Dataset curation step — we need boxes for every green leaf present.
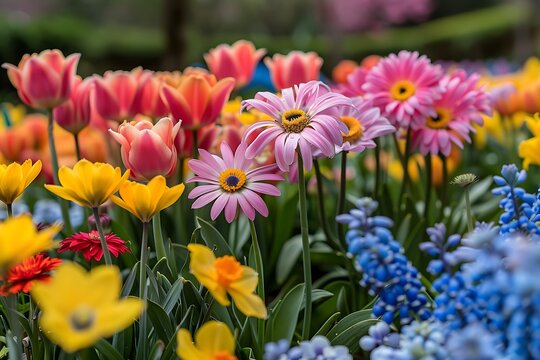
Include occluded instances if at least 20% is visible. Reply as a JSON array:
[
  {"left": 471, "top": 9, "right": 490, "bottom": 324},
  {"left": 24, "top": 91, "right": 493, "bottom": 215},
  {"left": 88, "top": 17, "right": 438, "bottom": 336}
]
[
  {"left": 396, "top": 213, "right": 412, "bottom": 244},
  {"left": 314, "top": 312, "right": 341, "bottom": 336},
  {"left": 146, "top": 299, "right": 175, "bottom": 341},
  {"left": 229, "top": 215, "right": 251, "bottom": 256},
  {"left": 148, "top": 340, "right": 165, "bottom": 360},
  {"left": 329, "top": 318, "right": 378, "bottom": 353},
  {"left": 326, "top": 309, "right": 373, "bottom": 340},
  {"left": 95, "top": 339, "right": 124, "bottom": 360},
  {"left": 121, "top": 262, "right": 139, "bottom": 297},
  {"left": 300, "top": 289, "right": 334, "bottom": 310},
  {"left": 267, "top": 283, "right": 305, "bottom": 342},
  {"left": 276, "top": 235, "right": 302, "bottom": 285},
  {"left": 162, "top": 277, "right": 183, "bottom": 314},
  {"left": 197, "top": 217, "right": 232, "bottom": 256}
]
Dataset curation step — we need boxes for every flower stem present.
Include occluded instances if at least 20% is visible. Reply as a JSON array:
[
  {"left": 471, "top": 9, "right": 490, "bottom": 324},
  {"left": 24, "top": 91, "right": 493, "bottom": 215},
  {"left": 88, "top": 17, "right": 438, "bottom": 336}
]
[
  {"left": 313, "top": 160, "right": 341, "bottom": 251},
  {"left": 297, "top": 154, "right": 312, "bottom": 340},
  {"left": 374, "top": 138, "right": 381, "bottom": 198},
  {"left": 6, "top": 203, "right": 12, "bottom": 218},
  {"left": 73, "top": 133, "right": 82, "bottom": 161},
  {"left": 337, "top": 151, "right": 348, "bottom": 243},
  {"left": 92, "top": 207, "right": 112, "bottom": 265},
  {"left": 440, "top": 155, "right": 448, "bottom": 219},
  {"left": 249, "top": 219, "right": 265, "bottom": 349},
  {"left": 464, "top": 188, "right": 474, "bottom": 233},
  {"left": 424, "top": 155, "right": 432, "bottom": 220},
  {"left": 153, "top": 211, "right": 167, "bottom": 261},
  {"left": 48, "top": 109, "right": 73, "bottom": 235},
  {"left": 191, "top": 129, "right": 199, "bottom": 159},
  {"left": 398, "top": 127, "right": 412, "bottom": 211},
  {"left": 138, "top": 221, "right": 149, "bottom": 358},
  {"left": 6, "top": 293, "right": 23, "bottom": 360}
]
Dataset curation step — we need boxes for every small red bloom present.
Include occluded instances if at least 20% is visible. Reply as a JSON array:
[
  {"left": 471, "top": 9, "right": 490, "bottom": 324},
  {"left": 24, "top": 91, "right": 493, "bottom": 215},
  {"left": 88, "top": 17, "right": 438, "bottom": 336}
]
[
  {"left": 0, "top": 254, "right": 62, "bottom": 295},
  {"left": 58, "top": 231, "right": 130, "bottom": 262}
]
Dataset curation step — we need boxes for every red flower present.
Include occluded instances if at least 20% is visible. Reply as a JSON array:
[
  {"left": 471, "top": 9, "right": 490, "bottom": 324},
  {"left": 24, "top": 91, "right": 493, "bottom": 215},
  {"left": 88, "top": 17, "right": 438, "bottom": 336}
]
[
  {"left": 58, "top": 231, "right": 130, "bottom": 262},
  {"left": 0, "top": 254, "right": 62, "bottom": 295}
]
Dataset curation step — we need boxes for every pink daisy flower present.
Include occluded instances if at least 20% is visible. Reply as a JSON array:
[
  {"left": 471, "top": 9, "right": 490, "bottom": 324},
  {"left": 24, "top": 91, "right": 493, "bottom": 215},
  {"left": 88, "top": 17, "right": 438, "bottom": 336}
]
[
  {"left": 411, "top": 70, "right": 491, "bottom": 157},
  {"left": 187, "top": 142, "right": 282, "bottom": 223},
  {"left": 363, "top": 50, "right": 443, "bottom": 130},
  {"left": 337, "top": 98, "right": 396, "bottom": 153},
  {"left": 242, "top": 81, "right": 351, "bottom": 172}
]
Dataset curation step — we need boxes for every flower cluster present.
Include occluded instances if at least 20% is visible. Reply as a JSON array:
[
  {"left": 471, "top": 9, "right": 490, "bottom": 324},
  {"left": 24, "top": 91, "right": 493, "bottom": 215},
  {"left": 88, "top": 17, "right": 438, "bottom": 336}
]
[
  {"left": 264, "top": 336, "right": 352, "bottom": 360},
  {"left": 337, "top": 198, "right": 430, "bottom": 324}
]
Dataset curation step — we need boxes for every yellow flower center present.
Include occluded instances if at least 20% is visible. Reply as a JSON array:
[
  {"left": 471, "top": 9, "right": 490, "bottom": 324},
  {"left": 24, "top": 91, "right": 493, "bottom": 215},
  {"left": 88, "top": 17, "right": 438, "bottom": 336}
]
[
  {"left": 426, "top": 107, "right": 452, "bottom": 129},
  {"left": 70, "top": 307, "right": 95, "bottom": 332},
  {"left": 214, "top": 352, "right": 237, "bottom": 360},
  {"left": 219, "top": 169, "right": 247, "bottom": 192},
  {"left": 281, "top": 109, "right": 310, "bottom": 133},
  {"left": 215, "top": 256, "right": 243, "bottom": 287},
  {"left": 390, "top": 80, "right": 416, "bottom": 101},
  {"left": 340, "top": 116, "right": 364, "bottom": 143}
]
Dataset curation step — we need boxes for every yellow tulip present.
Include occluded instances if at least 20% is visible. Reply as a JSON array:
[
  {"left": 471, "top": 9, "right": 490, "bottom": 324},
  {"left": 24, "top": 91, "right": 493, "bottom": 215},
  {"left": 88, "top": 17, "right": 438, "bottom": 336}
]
[
  {"left": 110, "top": 175, "right": 185, "bottom": 223},
  {"left": 188, "top": 244, "right": 267, "bottom": 319},
  {"left": 0, "top": 215, "right": 59, "bottom": 272},
  {"left": 44, "top": 159, "right": 129, "bottom": 208},
  {"left": 0, "top": 159, "right": 42, "bottom": 205},
  {"left": 176, "top": 321, "right": 237, "bottom": 360},
  {"left": 31, "top": 262, "right": 144, "bottom": 353}
]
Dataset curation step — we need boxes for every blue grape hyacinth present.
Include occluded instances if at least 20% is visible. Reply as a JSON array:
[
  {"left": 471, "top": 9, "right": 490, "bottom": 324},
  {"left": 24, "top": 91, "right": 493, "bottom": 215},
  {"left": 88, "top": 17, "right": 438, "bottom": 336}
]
[{"left": 264, "top": 336, "right": 352, "bottom": 360}]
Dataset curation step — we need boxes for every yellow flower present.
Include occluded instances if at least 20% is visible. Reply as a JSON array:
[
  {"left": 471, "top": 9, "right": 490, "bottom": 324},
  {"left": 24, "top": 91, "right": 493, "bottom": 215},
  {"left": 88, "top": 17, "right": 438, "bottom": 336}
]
[
  {"left": 0, "top": 159, "right": 42, "bottom": 204},
  {"left": 519, "top": 113, "right": 540, "bottom": 169},
  {"left": 188, "top": 244, "right": 267, "bottom": 319},
  {"left": 31, "top": 262, "right": 144, "bottom": 353},
  {"left": 44, "top": 159, "right": 129, "bottom": 208},
  {"left": 110, "top": 175, "right": 185, "bottom": 222},
  {"left": 0, "top": 215, "right": 59, "bottom": 272},
  {"left": 176, "top": 321, "right": 237, "bottom": 360}
]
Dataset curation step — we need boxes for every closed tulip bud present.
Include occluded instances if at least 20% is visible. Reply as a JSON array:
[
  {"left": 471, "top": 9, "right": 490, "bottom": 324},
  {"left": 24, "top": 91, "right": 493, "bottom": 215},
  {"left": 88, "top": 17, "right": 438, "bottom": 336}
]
[
  {"left": 2, "top": 50, "right": 80, "bottom": 109},
  {"left": 264, "top": 51, "right": 323, "bottom": 90},
  {"left": 204, "top": 40, "right": 266, "bottom": 89},
  {"left": 53, "top": 77, "right": 93, "bottom": 134},
  {"left": 161, "top": 68, "right": 235, "bottom": 130},
  {"left": 109, "top": 117, "right": 180, "bottom": 181}
]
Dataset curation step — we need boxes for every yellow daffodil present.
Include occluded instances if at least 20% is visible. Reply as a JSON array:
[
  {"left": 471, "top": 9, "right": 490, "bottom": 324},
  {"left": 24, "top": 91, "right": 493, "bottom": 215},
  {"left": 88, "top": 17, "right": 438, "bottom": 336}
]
[
  {"left": 44, "top": 159, "right": 129, "bottom": 208},
  {"left": 176, "top": 321, "right": 237, "bottom": 360},
  {"left": 110, "top": 175, "right": 185, "bottom": 223},
  {"left": 0, "top": 159, "right": 42, "bottom": 205},
  {"left": 31, "top": 262, "right": 144, "bottom": 353},
  {"left": 188, "top": 244, "right": 267, "bottom": 319},
  {"left": 0, "top": 215, "right": 59, "bottom": 272},
  {"left": 519, "top": 114, "right": 540, "bottom": 169}
]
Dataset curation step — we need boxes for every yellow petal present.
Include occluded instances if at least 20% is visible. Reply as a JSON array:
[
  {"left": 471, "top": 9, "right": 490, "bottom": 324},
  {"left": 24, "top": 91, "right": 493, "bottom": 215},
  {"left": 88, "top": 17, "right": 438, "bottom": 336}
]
[
  {"left": 228, "top": 289, "right": 267, "bottom": 319},
  {"left": 96, "top": 297, "right": 144, "bottom": 336},
  {"left": 195, "top": 321, "right": 235, "bottom": 356},
  {"left": 44, "top": 184, "right": 88, "bottom": 207},
  {"left": 155, "top": 183, "right": 185, "bottom": 213},
  {"left": 177, "top": 329, "right": 204, "bottom": 360}
]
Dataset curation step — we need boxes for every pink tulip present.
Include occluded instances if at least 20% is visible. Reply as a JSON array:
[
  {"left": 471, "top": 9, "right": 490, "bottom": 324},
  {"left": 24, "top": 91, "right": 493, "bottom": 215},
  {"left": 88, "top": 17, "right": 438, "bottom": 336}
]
[
  {"left": 204, "top": 40, "right": 266, "bottom": 89},
  {"left": 161, "top": 67, "right": 235, "bottom": 130},
  {"left": 53, "top": 76, "right": 94, "bottom": 134},
  {"left": 132, "top": 74, "right": 169, "bottom": 118},
  {"left": 264, "top": 51, "right": 323, "bottom": 90},
  {"left": 2, "top": 49, "right": 80, "bottom": 109},
  {"left": 93, "top": 68, "right": 151, "bottom": 122},
  {"left": 109, "top": 117, "right": 181, "bottom": 181}
]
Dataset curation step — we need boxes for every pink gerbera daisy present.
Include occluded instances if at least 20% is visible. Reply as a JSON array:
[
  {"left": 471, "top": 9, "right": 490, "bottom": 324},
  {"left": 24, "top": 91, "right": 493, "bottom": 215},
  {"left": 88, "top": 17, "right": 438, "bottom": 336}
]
[
  {"left": 411, "top": 70, "right": 491, "bottom": 157},
  {"left": 363, "top": 50, "right": 443, "bottom": 130},
  {"left": 187, "top": 142, "right": 282, "bottom": 223},
  {"left": 337, "top": 98, "right": 396, "bottom": 153},
  {"left": 58, "top": 231, "right": 130, "bottom": 262},
  {"left": 241, "top": 81, "right": 351, "bottom": 172}
]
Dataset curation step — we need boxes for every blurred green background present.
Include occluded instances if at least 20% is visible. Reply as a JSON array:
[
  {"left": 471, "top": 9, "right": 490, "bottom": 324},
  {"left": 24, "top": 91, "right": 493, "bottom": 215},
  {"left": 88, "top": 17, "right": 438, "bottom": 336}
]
[{"left": 0, "top": 0, "right": 539, "bottom": 91}]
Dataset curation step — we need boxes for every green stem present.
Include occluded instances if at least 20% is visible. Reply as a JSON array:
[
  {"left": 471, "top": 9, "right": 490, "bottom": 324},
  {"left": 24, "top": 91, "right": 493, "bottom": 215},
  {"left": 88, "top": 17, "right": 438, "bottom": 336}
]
[
  {"left": 138, "top": 222, "right": 150, "bottom": 358},
  {"left": 374, "top": 138, "right": 381, "bottom": 198},
  {"left": 424, "top": 155, "right": 432, "bottom": 220},
  {"left": 191, "top": 129, "right": 199, "bottom": 159},
  {"left": 249, "top": 219, "right": 265, "bottom": 350},
  {"left": 313, "top": 160, "right": 341, "bottom": 251},
  {"left": 297, "top": 155, "right": 312, "bottom": 340},
  {"left": 153, "top": 211, "right": 167, "bottom": 261},
  {"left": 73, "top": 133, "right": 82, "bottom": 161},
  {"left": 92, "top": 207, "right": 112, "bottom": 265},
  {"left": 48, "top": 109, "right": 73, "bottom": 235},
  {"left": 6, "top": 203, "right": 12, "bottom": 218},
  {"left": 398, "top": 127, "right": 412, "bottom": 211},
  {"left": 336, "top": 151, "right": 348, "bottom": 243},
  {"left": 174, "top": 159, "right": 185, "bottom": 243},
  {"left": 200, "top": 297, "right": 215, "bottom": 326},
  {"left": 440, "top": 155, "right": 448, "bottom": 219},
  {"left": 6, "top": 294, "right": 23, "bottom": 360},
  {"left": 465, "top": 188, "right": 474, "bottom": 233}
]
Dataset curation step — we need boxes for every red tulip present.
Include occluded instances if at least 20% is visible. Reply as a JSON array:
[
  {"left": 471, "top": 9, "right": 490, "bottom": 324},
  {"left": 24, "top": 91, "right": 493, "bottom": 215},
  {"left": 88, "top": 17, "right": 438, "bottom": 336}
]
[
  {"left": 53, "top": 76, "right": 94, "bottom": 134},
  {"left": 2, "top": 50, "right": 80, "bottom": 109},
  {"left": 109, "top": 117, "right": 180, "bottom": 181},
  {"left": 264, "top": 51, "right": 323, "bottom": 90},
  {"left": 204, "top": 40, "right": 266, "bottom": 89}
]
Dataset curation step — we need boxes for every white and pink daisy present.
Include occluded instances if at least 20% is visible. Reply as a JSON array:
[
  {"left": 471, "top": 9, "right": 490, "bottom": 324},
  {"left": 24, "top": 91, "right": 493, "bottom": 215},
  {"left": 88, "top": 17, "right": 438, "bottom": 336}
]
[
  {"left": 411, "top": 70, "right": 491, "bottom": 157},
  {"left": 337, "top": 98, "right": 396, "bottom": 153},
  {"left": 187, "top": 142, "right": 282, "bottom": 223},
  {"left": 242, "top": 81, "right": 351, "bottom": 172},
  {"left": 363, "top": 50, "right": 443, "bottom": 130}
]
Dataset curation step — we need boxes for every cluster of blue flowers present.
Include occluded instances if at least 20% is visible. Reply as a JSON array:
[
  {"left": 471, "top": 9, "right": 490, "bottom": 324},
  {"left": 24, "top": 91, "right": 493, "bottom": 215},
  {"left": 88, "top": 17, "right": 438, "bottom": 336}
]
[
  {"left": 337, "top": 198, "right": 430, "bottom": 324},
  {"left": 264, "top": 336, "right": 351, "bottom": 360}
]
